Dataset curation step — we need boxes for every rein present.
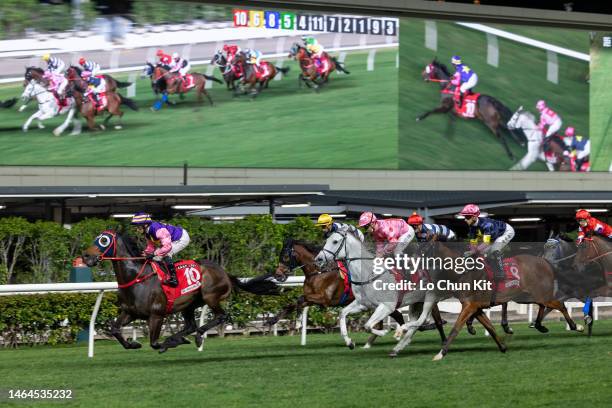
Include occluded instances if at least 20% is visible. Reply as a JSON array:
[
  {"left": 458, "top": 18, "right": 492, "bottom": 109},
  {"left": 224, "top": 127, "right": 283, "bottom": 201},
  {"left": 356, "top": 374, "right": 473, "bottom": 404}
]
[
  {"left": 322, "top": 233, "right": 378, "bottom": 285},
  {"left": 97, "top": 232, "right": 157, "bottom": 288}
]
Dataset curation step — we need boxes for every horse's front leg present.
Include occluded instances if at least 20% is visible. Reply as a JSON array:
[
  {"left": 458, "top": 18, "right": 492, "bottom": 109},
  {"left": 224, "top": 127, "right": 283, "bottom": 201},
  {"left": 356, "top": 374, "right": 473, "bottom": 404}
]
[
  {"left": 339, "top": 300, "right": 367, "bottom": 349},
  {"left": 110, "top": 310, "right": 142, "bottom": 349},
  {"left": 53, "top": 108, "right": 74, "bottom": 136},
  {"left": 416, "top": 104, "right": 451, "bottom": 122},
  {"left": 148, "top": 314, "right": 165, "bottom": 350},
  {"left": 22, "top": 110, "right": 41, "bottom": 132}
]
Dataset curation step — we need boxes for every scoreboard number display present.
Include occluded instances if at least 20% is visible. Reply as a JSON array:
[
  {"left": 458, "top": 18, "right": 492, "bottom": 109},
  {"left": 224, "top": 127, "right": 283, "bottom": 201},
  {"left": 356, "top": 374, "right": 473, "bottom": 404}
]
[{"left": 233, "top": 9, "right": 398, "bottom": 36}]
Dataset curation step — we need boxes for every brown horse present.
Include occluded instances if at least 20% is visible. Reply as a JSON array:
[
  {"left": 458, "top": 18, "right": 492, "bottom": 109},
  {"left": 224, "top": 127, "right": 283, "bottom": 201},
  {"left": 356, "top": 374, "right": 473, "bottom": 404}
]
[
  {"left": 210, "top": 51, "right": 241, "bottom": 90},
  {"left": 574, "top": 236, "right": 612, "bottom": 296},
  {"left": 271, "top": 238, "right": 447, "bottom": 347},
  {"left": 426, "top": 242, "right": 583, "bottom": 361},
  {"left": 419, "top": 58, "right": 526, "bottom": 160},
  {"left": 233, "top": 52, "right": 289, "bottom": 97},
  {"left": 543, "top": 134, "right": 573, "bottom": 171},
  {"left": 82, "top": 230, "right": 280, "bottom": 353},
  {"left": 67, "top": 74, "right": 138, "bottom": 130},
  {"left": 152, "top": 65, "right": 221, "bottom": 105},
  {"left": 288, "top": 43, "right": 349, "bottom": 90}
]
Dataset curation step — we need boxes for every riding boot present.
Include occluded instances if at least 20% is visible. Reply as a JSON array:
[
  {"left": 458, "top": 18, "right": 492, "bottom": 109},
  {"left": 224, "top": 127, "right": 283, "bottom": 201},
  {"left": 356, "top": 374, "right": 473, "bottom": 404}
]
[
  {"left": 489, "top": 250, "right": 504, "bottom": 305},
  {"left": 458, "top": 92, "right": 465, "bottom": 110},
  {"left": 163, "top": 256, "right": 179, "bottom": 287}
]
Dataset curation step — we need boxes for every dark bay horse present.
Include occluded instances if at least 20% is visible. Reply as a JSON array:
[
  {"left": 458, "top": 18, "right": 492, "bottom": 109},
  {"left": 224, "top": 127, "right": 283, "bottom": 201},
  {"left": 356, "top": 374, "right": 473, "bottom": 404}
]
[
  {"left": 419, "top": 58, "right": 526, "bottom": 160},
  {"left": 426, "top": 242, "right": 583, "bottom": 361},
  {"left": 152, "top": 64, "right": 221, "bottom": 105},
  {"left": 66, "top": 73, "right": 138, "bottom": 130},
  {"left": 211, "top": 51, "right": 241, "bottom": 90},
  {"left": 574, "top": 236, "right": 612, "bottom": 299},
  {"left": 233, "top": 52, "right": 289, "bottom": 97},
  {"left": 66, "top": 66, "right": 131, "bottom": 93},
  {"left": 271, "top": 238, "right": 447, "bottom": 347},
  {"left": 288, "top": 43, "right": 349, "bottom": 90},
  {"left": 82, "top": 230, "right": 279, "bottom": 353}
]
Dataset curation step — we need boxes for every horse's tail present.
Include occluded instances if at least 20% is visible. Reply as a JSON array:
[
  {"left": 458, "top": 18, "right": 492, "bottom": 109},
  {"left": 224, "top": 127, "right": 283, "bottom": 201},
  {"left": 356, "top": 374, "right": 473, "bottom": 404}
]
[
  {"left": 114, "top": 80, "right": 132, "bottom": 88},
  {"left": 487, "top": 96, "right": 526, "bottom": 145},
  {"left": 275, "top": 66, "right": 290, "bottom": 74},
  {"left": 228, "top": 273, "right": 280, "bottom": 296},
  {"left": 0, "top": 98, "right": 17, "bottom": 108},
  {"left": 331, "top": 57, "right": 350, "bottom": 74},
  {"left": 119, "top": 94, "right": 139, "bottom": 111},
  {"left": 203, "top": 74, "right": 223, "bottom": 84}
]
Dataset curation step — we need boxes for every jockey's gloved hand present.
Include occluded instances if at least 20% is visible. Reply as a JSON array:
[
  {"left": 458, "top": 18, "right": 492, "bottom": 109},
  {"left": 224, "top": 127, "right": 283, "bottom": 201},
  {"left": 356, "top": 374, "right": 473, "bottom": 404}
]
[
  {"left": 463, "top": 250, "right": 474, "bottom": 258},
  {"left": 153, "top": 255, "right": 163, "bottom": 262},
  {"left": 144, "top": 253, "right": 155, "bottom": 260}
]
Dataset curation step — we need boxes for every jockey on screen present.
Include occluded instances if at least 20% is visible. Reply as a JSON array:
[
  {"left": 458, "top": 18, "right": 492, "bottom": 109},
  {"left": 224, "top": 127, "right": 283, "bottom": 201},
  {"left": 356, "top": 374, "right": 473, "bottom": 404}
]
[
  {"left": 78, "top": 57, "right": 101, "bottom": 76},
  {"left": 42, "top": 53, "right": 66, "bottom": 75},
  {"left": 81, "top": 71, "right": 107, "bottom": 112},
  {"left": 459, "top": 204, "right": 515, "bottom": 304},
  {"left": 407, "top": 212, "right": 456, "bottom": 242},
  {"left": 156, "top": 49, "right": 172, "bottom": 66},
  {"left": 450, "top": 55, "right": 478, "bottom": 109},
  {"left": 169, "top": 52, "right": 194, "bottom": 88},
  {"left": 245, "top": 49, "right": 263, "bottom": 67},
  {"left": 42, "top": 71, "right": 68, "bottom": 105},
  {"left": 223, "top": 44, "right": 241, "bottom": 65},
  {"left": 563, "top": 127, "right": 590, "bottom": 172},
  {"left": 131, "top": 212, "right": 191, "bottom": 288},
  {"left": 358, "top": 212, "right": 415, "bottom": 258},
  {"left": 316, "top": 213, "right": 364, "bottom": 242},
  {"left": 302, "top": 36, "right": 326, "bottom": 73},
  {"left": 536, "top": 100, "right": 562, "bottom": 138}
]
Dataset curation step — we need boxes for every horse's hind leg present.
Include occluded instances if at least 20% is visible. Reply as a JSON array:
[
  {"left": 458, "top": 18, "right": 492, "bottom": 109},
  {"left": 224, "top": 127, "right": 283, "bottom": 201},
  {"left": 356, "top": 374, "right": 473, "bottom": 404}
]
[
  {"left": 203, "top": 89, "right": 214, "bottom": 106},
  {"left": 466, "top": 314, "right": 477, "bottom": 335},
  {"left": 501, "top": 302, "right": 513, "bottom": 334},
  {"left": 159, "top": 307, "right": 198, "bottom": 353},
  {"left": 533, "top": 304, "right": 549, "bottom": 333},
  {"left": 544, "top": 300, "right": 584, "bottom": 333},
  {"left": 195, "top": 304, "right": 229, "bottom": 348},
  {"left": 111, "top": 310, "right": 142, "bottom": 349}
]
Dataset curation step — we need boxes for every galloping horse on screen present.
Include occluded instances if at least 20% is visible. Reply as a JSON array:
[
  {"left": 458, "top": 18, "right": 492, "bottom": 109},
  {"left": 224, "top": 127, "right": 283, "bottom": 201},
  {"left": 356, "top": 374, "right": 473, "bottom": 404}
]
[
  {"left": 233, "top": 52, "right": 289, "bottom": 97},
  {"left": 66, "top": 72, "right": 138, "bottom": 130},
  {"left": 82, "top": 230, "right": 280, "bottom": 353},
  {"left": 288, "top": 43, "right": 349, "bottom": 90},
  {"left": 270, "top": 238, "right": 446, "bottom": 348},
  {"left": 574, "top": 236, "right": 612, "bottom": 297},
  {"left": 152, "top": 64, "right": 221, "bottom": 105},
  {"left": 211, "top": 51, "right": 241, "bottom": 90},
  {"left": 419, "top": 58, "right": 526, "bottom": 160}
]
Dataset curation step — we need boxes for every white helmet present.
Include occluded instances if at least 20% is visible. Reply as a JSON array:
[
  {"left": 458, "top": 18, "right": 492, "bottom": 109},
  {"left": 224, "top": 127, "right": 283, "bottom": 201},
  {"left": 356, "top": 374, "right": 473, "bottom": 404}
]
[{"left": 172, "top": 52, "right": 179, "bottom": 60}]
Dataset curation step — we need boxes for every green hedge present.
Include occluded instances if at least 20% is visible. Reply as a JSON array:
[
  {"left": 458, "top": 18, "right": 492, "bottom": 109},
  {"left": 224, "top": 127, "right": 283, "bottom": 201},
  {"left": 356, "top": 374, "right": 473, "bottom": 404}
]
[{"left": 0, "top": 215, "right": 364, "bottom": 346}]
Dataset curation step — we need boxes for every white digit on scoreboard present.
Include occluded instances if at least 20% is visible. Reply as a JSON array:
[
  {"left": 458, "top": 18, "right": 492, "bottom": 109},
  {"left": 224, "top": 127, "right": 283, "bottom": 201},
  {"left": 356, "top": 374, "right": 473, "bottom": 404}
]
[
  {"left": 327, "top": 16, "right": 339, "bottom": 32},
  {"left": 267, "top": 12, "right": 276, "bottom": 27},
  {"left": 370, "top": 19, "right": 382, "bottom": 35},
  {"left": 341, "top": 17, "right": 354, "bottom": 33},
  {"left": 384, "top": 20, "right": 397, "bottom": 36},
  {"left": 236, "top": 10, "right": 248, "bottom": 26}
]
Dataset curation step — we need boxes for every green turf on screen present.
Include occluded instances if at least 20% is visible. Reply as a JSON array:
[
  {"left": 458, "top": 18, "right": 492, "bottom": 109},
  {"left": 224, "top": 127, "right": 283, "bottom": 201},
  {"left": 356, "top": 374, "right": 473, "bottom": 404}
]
[
  {"left": 399, "top": 19, "right": 589, "bottom": 171},
  {"left": 589, "top": 33, "right": 612, "bottom": 171},
  {"left": 0, "top": 321, "right": 610, "bottom": 407},
  {"left": 0, "top": 50, "right": 397, "bottom": 169}
]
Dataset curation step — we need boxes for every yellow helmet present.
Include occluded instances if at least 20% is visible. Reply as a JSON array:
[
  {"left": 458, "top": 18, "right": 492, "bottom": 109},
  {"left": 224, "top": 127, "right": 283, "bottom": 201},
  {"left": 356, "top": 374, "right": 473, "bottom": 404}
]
[
  {"left": 315, "top": 213, "right": 333, "bottom": 227},
  {"left": 42, "top": 53, "right": 51, "bottom": 62}
]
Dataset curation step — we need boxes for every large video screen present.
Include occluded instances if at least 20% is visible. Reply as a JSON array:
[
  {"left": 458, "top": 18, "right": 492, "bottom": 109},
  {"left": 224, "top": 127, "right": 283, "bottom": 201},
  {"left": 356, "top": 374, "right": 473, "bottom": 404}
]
[{"left": 0, "top": 2, "right": 608, "bottom": 172}]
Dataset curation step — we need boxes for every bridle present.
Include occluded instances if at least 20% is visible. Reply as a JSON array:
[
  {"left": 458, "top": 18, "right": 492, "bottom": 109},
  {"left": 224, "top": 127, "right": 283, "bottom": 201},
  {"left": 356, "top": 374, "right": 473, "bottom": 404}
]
[
  {"left": 321, "top": 232, "right": 379, "bottom": 286},
  {"left": 423, "top": 63, "right": 449, "bottom": 83},
  {"left": 578, "top": 238, "right": 612, "bottom": 266}
]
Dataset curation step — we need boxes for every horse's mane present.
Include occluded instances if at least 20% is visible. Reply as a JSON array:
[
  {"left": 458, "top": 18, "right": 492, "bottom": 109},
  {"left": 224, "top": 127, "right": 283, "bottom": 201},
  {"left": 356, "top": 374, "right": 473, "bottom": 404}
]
[
  {"left": 431, "top": 59, "right": 451, "bottom": 77},
  {"left": 26, "top": 66, "right": 44, "bottom": 74},
  {"left": 521, "top": 110, "right": 536, "bottom": 123},
  {"left": 283, "top": 237, "right": 321, "bottom": 255},
  {"left": 69, "top": 65, "right": 82, "bottom": 73},
  {"left": 117, "top": 232, "right": 142, "bottom": 257}
]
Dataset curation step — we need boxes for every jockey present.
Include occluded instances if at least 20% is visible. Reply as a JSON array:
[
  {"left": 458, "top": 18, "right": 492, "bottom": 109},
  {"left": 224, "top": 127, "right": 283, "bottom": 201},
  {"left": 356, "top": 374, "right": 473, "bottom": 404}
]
[
  {"left": 78, "top": 57, "right": 101, "bottom": 76},
  {"left": 81, "top": 71, "right": 107, "bottom": 112},
  {"left": 156, "top": 49, "right": 172, "bottom": 66},
  {"left": 245, "top": 49, "right": 263, "bottom": 67},
  {"left": 407, "top": 212, "right": 456, "bottom": 242},
  {"left": 459, "top": 204, "right": 514, "bottom": 302},
  {"left": 358, "top": 212, "right": 415, "bottom": 257},
  {"left": 223, "top": 44, "right": 241, "bottom": 64},
  {"left": 131, "top": 212, "right": 191, "bottom": 288},
  {"left": 42, "top": 70, "right": 68, "bottom": 104},
  {"left": 42, "top": 53, "right": 66, "bottom": 75},
  {"left": 315, "top": 213, "right": 365, "bottom": 242},
  {"left": 536, "top": 100, "right": 562, "bottom": 138},
  {"left": 303, "top": 36, "right": 326, "bottom": 73},
  {"left": 170, "top": 52, "right": 193, "bottom": 88},
  {"left": 575, "top": 209, "right": 612, "bottom": 245},
  {"left": 564, "top": 127, "right": 590, "bottom": 172},
  {"left": 450, "top": 55, "right": 478, "bottom": 109}
]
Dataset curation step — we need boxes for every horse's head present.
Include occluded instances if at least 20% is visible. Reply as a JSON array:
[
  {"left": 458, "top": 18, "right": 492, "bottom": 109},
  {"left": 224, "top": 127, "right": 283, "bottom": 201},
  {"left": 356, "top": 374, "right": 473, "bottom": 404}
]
[
  {"left": 506, "top": 106, "right": 524, "bottom": 130},
  {"left": 141, "top": 62, "right": 154, "bottom": 78},
  {"left": 24, "top": 66, "right": 44, "bottom": 82},
  {"left": 573, "top": 236, "right": 607, "bottom": 275},
  {"left": 422, "top": 58, "right": 450, "bottom": 82},
  {"left": 211, "top": 51, "right": 225, "bottom": 66},
  {"left": 315, "top": 231, "right": 348, "bottom": 268},
  {"left": 67, "top": 65, "right": 81, "bottom": 80},
  {"left": 20, "top": 79, "right": 42, "bottom": 101},
  {"left": 274, "top": 238, "right": 297, "bottom": 282},
  {"left": 542, "top": 237, "right": 563, "bottom": 264},
  {"left": 82, "top": 230, "right": 119, "bottom": 267}
]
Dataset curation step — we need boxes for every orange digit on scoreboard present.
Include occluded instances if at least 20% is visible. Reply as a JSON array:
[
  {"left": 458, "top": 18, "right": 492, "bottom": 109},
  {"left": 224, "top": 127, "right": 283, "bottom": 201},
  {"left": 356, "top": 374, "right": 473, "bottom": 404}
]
[{"left": 233, "top": 9, "right": 249, "bottom": 27}]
